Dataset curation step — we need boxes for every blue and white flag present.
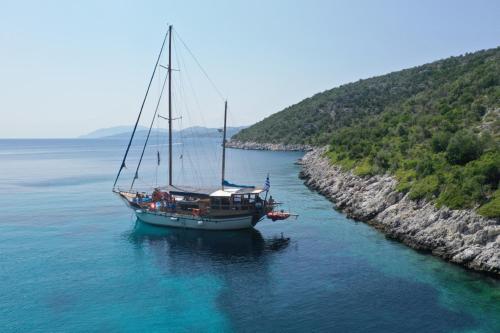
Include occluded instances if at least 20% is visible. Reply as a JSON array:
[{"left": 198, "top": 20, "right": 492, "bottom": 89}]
[{"left": 263, "top": 174, "right": 270, "bottom": 191}]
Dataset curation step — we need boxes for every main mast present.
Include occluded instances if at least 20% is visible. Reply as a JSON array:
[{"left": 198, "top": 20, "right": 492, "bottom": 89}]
[
  {"left": 168, "top": 25, "right": 173, "bottom": 186},
  {"left": 221, "top": 101, "right": 228, "bottom": 189}
]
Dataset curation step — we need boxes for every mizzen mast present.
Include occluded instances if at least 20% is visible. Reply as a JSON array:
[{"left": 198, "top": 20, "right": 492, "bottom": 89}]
[{"left": 221, "top": 100, "right": 228, "bottom": 189}]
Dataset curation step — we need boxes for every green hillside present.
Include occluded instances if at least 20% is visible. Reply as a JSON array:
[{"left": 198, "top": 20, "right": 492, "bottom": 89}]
[{"left": 233, "top": 47, "right": 500, "bottom": 217}]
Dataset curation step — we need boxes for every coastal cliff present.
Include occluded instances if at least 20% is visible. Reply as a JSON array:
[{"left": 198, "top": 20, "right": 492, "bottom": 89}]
[{"left": 299, "top": 148, "right": 500, "bottom": 276}]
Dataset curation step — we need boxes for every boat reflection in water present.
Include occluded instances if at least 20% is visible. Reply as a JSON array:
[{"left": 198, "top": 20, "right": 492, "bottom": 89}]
[{"left": 125, "top": 220, "right": 291, "bottom": 264}]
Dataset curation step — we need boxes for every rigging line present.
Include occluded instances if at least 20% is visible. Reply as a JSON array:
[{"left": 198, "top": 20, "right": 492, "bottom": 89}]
[
  {"left": 173, "top": 71, "right": 187, "bottom": 185},
  {"left": 159, "top": 119, "right": 168, "bottom": 186},
  {"left": 175, "top": 34, "right": 216, "bottom": 160},
  {"left": 172, "top": 43, "right": 206, "bottom": 187},
  {"left": 226, "top": 107, "right": 252, "bottom": 181},
  {"left": 178, "top": 83, "right": 213, "bottom": 188},
  {"left": 129, "top": 71, "right": 169, "bottom": 191},
  {"left": 173, "top": 28, "right": 225, "bottom": 101},
  {"left": 174, "top": 33, "right": 205, "bottom": 124},
  {"left": 175, "top": 78, "right": 205, "bottom": 187},
  {"left": 174, "top": 37, "right": 221, "bottom": 182},
  {"left": 112, "top": 28, "right": 169, "bottom": 189},
  {"left": 171, "top": 77, "right": 203, "bottom": 188},
  {"left": 174, "top": 89, "right": 202, "bottom": 188},
  {"left": 175, "top": 38, "right": 216, "bottom": 178},
  {"left": 155, "top": 83, "right": 159, "bottom": 187},
  {"left": 178, "top": 111, "right": 185, "bottom": 183},
  {"left": 155, "top": 66, "right": 162, "bottom": 187}
]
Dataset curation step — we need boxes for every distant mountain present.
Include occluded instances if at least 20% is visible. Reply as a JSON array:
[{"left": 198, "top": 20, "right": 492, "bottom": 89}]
[
  {"left": 79, "top": 125, "right": 148, "bottom": 138},
  {"left": 80, "top": 125, "right": 246, "bottom": 140}
]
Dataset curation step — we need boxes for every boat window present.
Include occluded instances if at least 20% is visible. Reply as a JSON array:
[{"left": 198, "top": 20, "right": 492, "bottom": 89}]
[
  {"left": 210, "top": 197, "right": 231, "bottom": 210},
  {"left": 233, "top": 195, "right": 242, "bottom": 204},
  {"left": 210, "top": 198, "right": 221, "bottom": 209},
  {"left": 220, "top": 197, "right": 230, "bottom": 209}
]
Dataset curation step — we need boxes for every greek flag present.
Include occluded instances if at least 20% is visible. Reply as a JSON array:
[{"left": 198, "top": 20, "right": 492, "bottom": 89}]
[{"left": 263, "top": 174, "right": 270, "bottom": 191}]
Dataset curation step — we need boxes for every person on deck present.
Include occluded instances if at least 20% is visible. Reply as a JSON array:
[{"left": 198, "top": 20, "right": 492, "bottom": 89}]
[{"left": 255, "top": 196, "right": 263, "bottom": 209}]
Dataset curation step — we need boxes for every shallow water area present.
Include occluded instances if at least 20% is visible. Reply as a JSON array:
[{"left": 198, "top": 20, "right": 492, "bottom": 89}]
[{"left": 0, "top": 139, "right": 499, "bottom": 332}]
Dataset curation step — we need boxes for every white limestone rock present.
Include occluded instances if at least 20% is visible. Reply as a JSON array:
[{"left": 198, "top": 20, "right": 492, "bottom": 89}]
[{"left": 300, "top": 148, "right": 500, "bottom": 276}]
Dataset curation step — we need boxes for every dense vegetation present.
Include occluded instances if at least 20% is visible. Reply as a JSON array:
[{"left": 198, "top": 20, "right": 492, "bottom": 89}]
[{"left": 233, "top": 47, "right": 500, "bottom": 217}]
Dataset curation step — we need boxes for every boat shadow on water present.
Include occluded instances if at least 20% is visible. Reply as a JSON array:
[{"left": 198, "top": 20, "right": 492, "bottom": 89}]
[{"left": 124, "top": 220, "right": 291, "bottom": 262}]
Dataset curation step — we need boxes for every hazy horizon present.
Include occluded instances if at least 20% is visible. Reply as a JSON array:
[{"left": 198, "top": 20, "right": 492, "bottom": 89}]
[{"left": 1, "top": 0, "right": 499, "bottom": 138}]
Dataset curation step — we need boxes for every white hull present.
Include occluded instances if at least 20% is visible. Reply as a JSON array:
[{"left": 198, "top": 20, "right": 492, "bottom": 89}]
[{"left": 135, "top": 209, "right": 256, "bottom": 230}]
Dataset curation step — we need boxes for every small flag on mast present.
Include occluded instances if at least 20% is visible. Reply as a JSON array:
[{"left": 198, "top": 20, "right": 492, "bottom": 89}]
[{"left": 263, "top": 174, "right": 270, "bottom": 191}]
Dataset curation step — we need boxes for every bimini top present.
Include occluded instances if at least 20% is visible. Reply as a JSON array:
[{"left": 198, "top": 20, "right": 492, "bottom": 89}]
[{"left": 209, "top": 187, "right": 265, "bottom": 197}]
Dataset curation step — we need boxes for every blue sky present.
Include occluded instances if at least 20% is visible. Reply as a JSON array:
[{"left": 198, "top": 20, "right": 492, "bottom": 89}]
[{"left": 1, "top": 0, "right": 499, "bottom": 138}]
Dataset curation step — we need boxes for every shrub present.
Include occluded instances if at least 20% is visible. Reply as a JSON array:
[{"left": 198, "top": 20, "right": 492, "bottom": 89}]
[
  {"left": 409, "top": 175, "right": 440, "bottom": 200},
  {"left": 477, "top": 190, "right": 500, "bottom": 218},
  {"left": 395, "top": 169, "right": 417, "bottom": 193},
  {"left": 338, "top": 158, "right": 356, "bottom": 170},
  {"left": 415, "top": 155, "right": 435, "bottom": 177},
  {"left": 446, "top": 130, "right": 483, "bottom": 165},
  {"left": 464, "top": 152, "right": 499, "bottom": 186},
  {"left": 354, "top": 159, "right": 376, "bottom": 177},
  {"left": 374, "top": 149, "right": 391, "bottom": 170},
  {"left": 431, "top": 131, "right": 451, "bottom": 153},
  {"left": 437, "top": 184, "right": 468, "bottom": 209}
]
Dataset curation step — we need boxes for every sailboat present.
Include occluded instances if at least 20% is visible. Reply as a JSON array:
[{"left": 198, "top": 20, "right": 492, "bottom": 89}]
[{"left": 112, "top": 25, "right": 281, "bottom": 230}]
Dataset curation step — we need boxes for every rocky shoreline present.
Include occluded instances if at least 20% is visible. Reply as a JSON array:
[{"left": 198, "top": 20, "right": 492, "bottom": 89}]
[
  {"left": 299, "top": 148, "right": 500, "bottom": 276},
  {"left": 226, "top": 140, "right": 312, "bottom": 152}
]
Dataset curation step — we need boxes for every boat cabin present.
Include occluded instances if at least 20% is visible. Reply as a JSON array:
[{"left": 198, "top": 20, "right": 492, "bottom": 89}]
[{"left": 209, "top": 187, "right": 265, "bottom": 211}]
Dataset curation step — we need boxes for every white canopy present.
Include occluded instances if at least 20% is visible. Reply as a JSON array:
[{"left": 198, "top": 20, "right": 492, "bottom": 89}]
[
  {"left": 209, "top": 189, "right": 233, "bottom": 197},
  {"left": 209, "top": 187, "right": 266, "bottom": 197}
]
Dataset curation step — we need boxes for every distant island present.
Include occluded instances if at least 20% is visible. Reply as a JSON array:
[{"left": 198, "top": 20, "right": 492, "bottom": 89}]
[
  {"left": 80, "top": 125, "right": 246, "bottom": 140},
  {"left": 79, "top": 125, "right": 149, "bottom": 139},
  {"left": 229, "top": 46, "right": 500, "bottom": 275}
]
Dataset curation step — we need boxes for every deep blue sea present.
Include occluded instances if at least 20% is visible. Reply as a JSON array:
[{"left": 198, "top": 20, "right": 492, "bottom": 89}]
[{"left": 1, "top": 138, "right": 499, "bottom": 332}]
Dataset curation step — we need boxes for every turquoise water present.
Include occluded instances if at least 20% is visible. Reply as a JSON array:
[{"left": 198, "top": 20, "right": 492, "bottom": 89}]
[{"left": 0, "top": 139, "right": 499, "bottom": 332}]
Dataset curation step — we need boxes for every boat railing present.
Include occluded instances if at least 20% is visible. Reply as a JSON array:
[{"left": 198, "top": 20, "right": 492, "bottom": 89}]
[{"left": 209, "top": 203, "right": 263, "bottom": 211}]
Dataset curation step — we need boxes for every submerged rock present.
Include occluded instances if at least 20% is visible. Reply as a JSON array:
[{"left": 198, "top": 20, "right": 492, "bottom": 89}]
[{"left": 300, "top": 148, "right": 500, "bottom": 276}]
